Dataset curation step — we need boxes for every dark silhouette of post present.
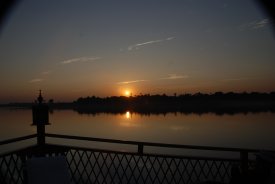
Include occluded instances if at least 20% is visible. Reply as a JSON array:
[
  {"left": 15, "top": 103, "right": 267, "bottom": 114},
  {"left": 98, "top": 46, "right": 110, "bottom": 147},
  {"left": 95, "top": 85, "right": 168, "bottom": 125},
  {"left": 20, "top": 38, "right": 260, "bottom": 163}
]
[
  {"left": 32, "top": 90, "right": 49, "bottom": 146},
  {"left": 240, "top": 151, "right": 248, "bottom": 175},
  {"left": 138, "top": 143, "right": 144, "bottom": 154}
]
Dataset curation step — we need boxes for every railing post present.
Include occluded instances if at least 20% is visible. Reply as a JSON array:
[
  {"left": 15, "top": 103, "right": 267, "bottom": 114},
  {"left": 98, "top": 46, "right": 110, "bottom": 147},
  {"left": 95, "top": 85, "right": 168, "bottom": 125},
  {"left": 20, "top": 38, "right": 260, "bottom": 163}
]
[
  {"left": 240, "top": 151, "right": 248, "bottom": 175},
  {"left": 138, "top": 143, "right": 144, "bottom": 154}
]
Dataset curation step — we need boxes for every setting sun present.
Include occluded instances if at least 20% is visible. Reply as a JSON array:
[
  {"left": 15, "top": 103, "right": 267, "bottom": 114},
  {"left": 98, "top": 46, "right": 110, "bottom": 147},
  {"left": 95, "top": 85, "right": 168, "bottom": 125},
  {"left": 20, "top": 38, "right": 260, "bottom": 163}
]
[{"left": 124, "top": 90, "right": 131, "bottom": 97}]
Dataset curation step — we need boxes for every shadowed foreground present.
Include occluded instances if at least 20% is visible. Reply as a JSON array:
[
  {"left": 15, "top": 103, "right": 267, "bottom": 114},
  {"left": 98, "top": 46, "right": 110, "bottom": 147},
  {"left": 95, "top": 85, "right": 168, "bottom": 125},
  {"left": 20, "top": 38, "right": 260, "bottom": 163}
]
[{"left": 2, "top": 133, "right": 274, "bottom": 184}]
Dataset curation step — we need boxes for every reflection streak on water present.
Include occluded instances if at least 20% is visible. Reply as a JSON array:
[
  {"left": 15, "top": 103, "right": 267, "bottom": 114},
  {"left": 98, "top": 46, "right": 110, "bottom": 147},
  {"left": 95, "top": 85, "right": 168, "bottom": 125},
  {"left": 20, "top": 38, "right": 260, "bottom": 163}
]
[
  {"left": 120, "top": 111, "right": 139, "bottom": 127},
  {"left": 125, "top": 111, "right": 131, "bottom": 119}
]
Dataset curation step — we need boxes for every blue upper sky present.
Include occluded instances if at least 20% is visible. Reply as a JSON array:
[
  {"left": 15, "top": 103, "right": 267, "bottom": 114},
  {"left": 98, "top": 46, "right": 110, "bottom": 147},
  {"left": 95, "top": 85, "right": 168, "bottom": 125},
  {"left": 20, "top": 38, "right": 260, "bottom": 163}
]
[{"left": 0, "top": 0, "right": 274, "bottom": 102}]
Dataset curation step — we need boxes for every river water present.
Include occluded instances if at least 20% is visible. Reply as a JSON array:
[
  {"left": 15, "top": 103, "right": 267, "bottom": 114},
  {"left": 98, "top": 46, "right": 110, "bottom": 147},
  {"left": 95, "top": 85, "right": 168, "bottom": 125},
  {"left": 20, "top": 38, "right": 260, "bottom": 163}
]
[{"left": 1, "top": 108, "right": 275, "bottom": 153}]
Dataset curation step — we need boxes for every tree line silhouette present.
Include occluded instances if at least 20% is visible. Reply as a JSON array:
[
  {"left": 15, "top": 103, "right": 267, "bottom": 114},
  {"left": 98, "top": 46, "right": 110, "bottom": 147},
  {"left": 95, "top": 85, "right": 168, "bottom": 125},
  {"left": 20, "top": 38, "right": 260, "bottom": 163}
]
[
  {"left": 72, "top": 92, "right": 275, "bottom": 115},
  {"left": 1, "top": 92, "right": 274, "bottom": 115}
]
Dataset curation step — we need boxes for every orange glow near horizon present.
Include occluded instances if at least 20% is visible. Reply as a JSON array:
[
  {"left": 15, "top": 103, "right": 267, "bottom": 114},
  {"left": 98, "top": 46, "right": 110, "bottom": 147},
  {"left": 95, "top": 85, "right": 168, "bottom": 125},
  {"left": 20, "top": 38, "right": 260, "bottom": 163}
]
[{"left": 124, "top": 90, "right": 131, "bottom": 97}]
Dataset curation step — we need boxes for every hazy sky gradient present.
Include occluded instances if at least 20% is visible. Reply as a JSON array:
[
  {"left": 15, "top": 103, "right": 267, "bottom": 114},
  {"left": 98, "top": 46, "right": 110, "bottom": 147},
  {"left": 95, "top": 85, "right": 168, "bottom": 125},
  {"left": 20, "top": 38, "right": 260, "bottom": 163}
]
[{"left": 0, "top": 0, "right": 275, "bottom": 102}]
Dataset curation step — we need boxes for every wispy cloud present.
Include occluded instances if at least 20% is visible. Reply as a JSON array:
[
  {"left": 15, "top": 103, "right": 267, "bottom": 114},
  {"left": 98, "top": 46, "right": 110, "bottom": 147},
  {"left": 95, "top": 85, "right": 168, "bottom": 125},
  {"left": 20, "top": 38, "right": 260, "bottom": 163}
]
[
  {"left": 29, "top": 78, "right": 43, "bottom": 83},
  {"left": 42, "top": 70, "right": 51, "bottom": 75},
  {"left": 128, "top": 37, "right": 175, "bottom": 51},
  {"left": 60, "top": 57, "right": 100, "bottom": 65},
  {"left": 160, "top": 74, "right": 189, "bottom": 80},
  {"left": 251, "top": 19, "right": 270, "bottom": 29},
  {"left": 116, "top": 73, "right": 187, "bottom": 85},
  {"left": 239, "top": 19, "right": 271, "bottom": 31},
  {"left": 221, "top": 77, "right": 254, "bottom": 82},
  {"left": 166, "top": 37, "right": 175, "bottom": 41},
  {"left": 117, "top": 80, "right": 147, "bottom": 85}
]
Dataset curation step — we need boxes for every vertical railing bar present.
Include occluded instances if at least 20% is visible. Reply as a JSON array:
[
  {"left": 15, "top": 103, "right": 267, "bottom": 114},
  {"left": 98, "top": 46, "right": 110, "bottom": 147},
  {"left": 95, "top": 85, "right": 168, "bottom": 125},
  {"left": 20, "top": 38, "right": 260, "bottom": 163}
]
[
  {"left": 138, "top": 143, "right": 144, "bottom": 155},
  {"left": 240, "top": 151, "right": 248, "bottom": 175}
]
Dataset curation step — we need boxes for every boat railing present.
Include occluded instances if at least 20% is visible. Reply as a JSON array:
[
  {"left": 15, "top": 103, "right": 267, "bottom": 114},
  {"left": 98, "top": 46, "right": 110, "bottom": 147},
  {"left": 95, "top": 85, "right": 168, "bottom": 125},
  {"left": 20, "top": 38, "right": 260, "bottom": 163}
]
[{"left": 0, "top": 132, "right": 269, "bottom": 184}]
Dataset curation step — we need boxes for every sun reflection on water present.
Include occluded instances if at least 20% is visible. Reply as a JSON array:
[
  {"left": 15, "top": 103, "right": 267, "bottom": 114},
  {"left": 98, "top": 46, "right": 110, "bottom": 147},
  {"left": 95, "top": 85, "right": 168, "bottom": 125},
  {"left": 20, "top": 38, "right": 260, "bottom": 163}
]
[
  {"left": 125, "top": 111, "right": 131, "bottom": 119},
  {"left": 119, "top": 111, "right": 140, "bottom": 128}
]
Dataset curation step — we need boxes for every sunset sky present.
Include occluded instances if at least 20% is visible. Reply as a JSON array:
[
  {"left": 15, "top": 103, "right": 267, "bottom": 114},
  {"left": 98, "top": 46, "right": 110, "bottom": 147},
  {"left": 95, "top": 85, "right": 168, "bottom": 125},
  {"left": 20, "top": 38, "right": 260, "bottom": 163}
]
[{"left": 0, "top": 0, "right": 275, "bottom": 103}]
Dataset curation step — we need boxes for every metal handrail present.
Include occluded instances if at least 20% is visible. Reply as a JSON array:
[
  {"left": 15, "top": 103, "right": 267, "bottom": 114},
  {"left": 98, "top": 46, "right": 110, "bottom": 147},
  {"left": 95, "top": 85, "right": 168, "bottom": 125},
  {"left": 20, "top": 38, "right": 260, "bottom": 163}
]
[
  {"left": 45, "top": 133, "right": 271, "bottom": 174},
  {"left": 45, "top": 143, "right": 242, "bottom": 162},
  {"left": 0, "top": 134, "right": 37, "bottom": 146},
  {"left": 45, "top": 133, "right": 263, "bottom": 153},
  {"left": 1, "top": 133, "right": 268, "bottom": 155}
]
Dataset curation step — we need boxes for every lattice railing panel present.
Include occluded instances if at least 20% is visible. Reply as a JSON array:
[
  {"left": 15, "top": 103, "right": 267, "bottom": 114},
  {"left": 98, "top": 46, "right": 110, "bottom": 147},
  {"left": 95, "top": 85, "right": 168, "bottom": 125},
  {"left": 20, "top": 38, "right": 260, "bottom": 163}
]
[
  {"left": 0, "top": 146, "right": 251, "bottom": 184},
  {"left": 0, "top": 153, "right": 24, "bottom": 184},
  {"left": 65, "top": 149, "right": 239, "bottom": 184}
]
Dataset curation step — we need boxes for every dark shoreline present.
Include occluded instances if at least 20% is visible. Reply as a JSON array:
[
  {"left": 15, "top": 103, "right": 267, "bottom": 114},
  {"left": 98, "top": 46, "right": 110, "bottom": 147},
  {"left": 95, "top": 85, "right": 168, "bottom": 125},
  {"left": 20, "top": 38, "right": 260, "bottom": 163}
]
[
  {"left": 1, "top": 92, "right": 275, "bottom": 115},
  {"left": 73, "top": 102, "right": 275, "bottom": 116}
]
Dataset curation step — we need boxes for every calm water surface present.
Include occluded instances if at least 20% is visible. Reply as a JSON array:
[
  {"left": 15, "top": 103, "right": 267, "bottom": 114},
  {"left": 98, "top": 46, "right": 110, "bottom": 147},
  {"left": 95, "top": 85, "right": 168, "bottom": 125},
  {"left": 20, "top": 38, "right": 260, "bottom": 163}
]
[{"left": 1, "top": 108, "right": 275, "bottom": 152}]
